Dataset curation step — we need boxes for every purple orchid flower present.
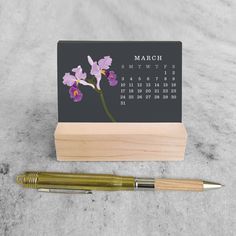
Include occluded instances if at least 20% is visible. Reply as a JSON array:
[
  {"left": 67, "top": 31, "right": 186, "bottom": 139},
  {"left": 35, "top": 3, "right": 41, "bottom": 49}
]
[
  {"left": 69, "top": 84, "right": 83, "bottom": 102},
  {"left": 87, "top": 55, "right": 112, "bottom": 90},
  {"left": 106, "top": 70, "right": 118, "bottom": 86},
  {"left": 72, "top": 65, "right": 87, "bottom": 80},
  {"left": 63, "top": 65, "right": 95, "bottom": 102},
  {"left": 63, "top": 73, "right": 76, "bottom": 87},
  {"left": 63, "top": 65, "right": 95, "bottom": 89}
]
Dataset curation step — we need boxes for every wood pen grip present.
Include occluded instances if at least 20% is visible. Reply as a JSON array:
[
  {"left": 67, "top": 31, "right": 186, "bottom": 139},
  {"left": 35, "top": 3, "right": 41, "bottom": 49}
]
[{"left": 155, "top": 179, "right": 204, "bottom": 191}]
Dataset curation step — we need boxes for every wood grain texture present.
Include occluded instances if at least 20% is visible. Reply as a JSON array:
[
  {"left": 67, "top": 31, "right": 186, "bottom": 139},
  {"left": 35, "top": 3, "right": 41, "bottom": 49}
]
[
  {"left": 155, "top": 179, "right": 203, "bottom": 191},
  {"left": 54, "top": 123, "right": 187, "bottom": 161}
]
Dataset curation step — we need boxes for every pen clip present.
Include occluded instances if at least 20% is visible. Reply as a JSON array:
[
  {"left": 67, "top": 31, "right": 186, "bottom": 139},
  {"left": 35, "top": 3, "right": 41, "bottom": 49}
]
[{"left": 38, "top": 188, "right": 93, "bottom": 194}]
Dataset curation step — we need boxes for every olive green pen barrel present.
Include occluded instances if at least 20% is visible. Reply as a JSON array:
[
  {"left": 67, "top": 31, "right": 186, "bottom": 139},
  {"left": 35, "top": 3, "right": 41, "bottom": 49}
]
[{"left": 16, "top": 172, "right": 135, "bottom": 191}]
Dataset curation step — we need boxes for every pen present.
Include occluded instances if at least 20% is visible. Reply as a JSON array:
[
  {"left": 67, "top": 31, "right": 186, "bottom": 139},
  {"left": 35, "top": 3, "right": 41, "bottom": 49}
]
[{"left": 16, "top": 172, "right": 223, "bottom": 193}]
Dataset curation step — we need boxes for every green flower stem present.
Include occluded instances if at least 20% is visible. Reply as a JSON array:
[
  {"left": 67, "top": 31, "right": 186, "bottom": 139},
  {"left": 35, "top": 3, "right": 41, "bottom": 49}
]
[{"left": 99, "top": 91, "right": 116, "bottom": 122}]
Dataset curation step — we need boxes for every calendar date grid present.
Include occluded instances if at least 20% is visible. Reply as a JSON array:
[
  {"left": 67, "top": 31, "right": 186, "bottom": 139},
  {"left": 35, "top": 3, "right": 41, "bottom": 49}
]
[{"left": 119, "top": 63, "right": 178, "bottom": 106}]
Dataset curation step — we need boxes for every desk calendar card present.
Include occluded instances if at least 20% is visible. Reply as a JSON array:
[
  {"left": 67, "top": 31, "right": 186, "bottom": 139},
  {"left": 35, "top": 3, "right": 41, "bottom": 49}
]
[{"left": 58, "top": 41, "right": 182, "bottom": 122}]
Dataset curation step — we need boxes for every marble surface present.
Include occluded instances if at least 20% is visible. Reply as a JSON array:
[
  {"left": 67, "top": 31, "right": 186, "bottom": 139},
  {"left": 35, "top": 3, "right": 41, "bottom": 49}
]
[{"left": 0, "top": 0, "right": 236, "bottom": 235}]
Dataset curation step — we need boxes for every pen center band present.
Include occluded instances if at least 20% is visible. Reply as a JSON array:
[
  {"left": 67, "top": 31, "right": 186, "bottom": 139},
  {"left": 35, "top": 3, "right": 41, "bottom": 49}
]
[{"left": 134, "top": 178, "right": 155, "bottom": 190}]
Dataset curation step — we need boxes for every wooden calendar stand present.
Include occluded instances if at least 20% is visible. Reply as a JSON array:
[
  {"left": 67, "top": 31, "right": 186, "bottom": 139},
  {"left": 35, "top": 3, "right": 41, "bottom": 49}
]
[{"left": 54, "top": 123, "right": 187, "bottom": 161}]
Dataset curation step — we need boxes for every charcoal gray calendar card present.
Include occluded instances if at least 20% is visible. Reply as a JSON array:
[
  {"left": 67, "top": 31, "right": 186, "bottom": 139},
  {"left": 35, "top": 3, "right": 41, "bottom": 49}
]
[{"left": 58, "top": 41, "right": 182, "bottom": 122}]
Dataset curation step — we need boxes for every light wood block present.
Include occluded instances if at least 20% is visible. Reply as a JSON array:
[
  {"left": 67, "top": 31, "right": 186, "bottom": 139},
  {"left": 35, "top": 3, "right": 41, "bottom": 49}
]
[
  {"left": 54, "top": 123, "right": 187, "bottom": 161},
  {"left": 155, "top": 179, "right": 203, "bottom": 191}
]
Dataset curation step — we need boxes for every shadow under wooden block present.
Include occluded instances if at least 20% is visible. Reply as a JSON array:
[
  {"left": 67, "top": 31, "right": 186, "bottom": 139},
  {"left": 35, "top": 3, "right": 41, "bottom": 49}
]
[{"left": 54, "top": 123, "right": 187, "bottom": 161}]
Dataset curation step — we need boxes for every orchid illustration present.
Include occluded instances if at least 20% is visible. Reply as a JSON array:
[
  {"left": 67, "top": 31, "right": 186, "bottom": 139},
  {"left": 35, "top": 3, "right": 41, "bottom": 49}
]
[
  {"left": 87, "top": 55, "right": 118, "bottom": 90},
  {"left": 62, "top": 56, "right": 118, "bottom": 121}
]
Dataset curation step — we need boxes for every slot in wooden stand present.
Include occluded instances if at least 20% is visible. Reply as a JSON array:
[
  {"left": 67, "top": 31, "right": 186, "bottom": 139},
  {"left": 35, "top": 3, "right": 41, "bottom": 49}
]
[{"left": 54, "top": 123, "right": 187, "bottom": 161}]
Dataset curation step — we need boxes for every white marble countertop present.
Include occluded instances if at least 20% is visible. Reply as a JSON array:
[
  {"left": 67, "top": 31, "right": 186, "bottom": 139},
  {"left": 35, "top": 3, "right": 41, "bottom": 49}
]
[{"left": 0, "top": 1, "right": 236, "bottom": 235}]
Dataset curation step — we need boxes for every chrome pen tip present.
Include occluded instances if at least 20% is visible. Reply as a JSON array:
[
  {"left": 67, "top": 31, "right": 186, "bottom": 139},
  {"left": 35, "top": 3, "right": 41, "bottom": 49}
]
[{"left": 203, "top": 181, "right": 223, "bottom": 190}]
